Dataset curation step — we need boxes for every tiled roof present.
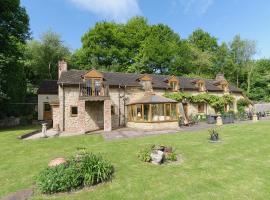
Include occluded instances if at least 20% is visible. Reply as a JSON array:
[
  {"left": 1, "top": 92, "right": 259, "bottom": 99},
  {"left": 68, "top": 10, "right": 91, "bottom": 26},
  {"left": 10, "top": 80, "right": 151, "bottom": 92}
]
[
  {"left": 58, "top": 70, "right": 242, "bottom": 93},
  {"left": 38, "top": 80, "right": 58, "bottom": 95},
  {"left": 127, "top": 93, "right": 178, "bottom": 105}
]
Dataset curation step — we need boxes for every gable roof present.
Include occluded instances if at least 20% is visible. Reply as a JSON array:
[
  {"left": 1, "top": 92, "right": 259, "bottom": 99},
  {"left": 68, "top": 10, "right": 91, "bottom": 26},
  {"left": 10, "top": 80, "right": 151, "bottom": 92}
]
[
  {"left": 38, "top": 80, "right": 58, "bottom": 95},
  {"left": 58, "top": 70, "right": 242, "bottom": 93}
]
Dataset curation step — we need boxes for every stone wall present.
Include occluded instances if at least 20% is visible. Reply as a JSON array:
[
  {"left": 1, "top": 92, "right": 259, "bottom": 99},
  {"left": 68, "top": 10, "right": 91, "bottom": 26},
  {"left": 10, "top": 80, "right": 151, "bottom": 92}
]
[
  {"left": 38, "top": 94, "right": 58, "bottom": 120},
  {"left": 127, "top": 121, "right": 178, "bottom": 130},
  {"left": 51, "top": 105, "right": 60, "bottom": 129},
  {"left": 85, "top": 101, "right": 104, "bottom": 132},
  {"left": 0, "top": 117, "right": 20, "bottom": 128},
  {"left": 56, "top": 84, "right": 244, "bottom": 133}
]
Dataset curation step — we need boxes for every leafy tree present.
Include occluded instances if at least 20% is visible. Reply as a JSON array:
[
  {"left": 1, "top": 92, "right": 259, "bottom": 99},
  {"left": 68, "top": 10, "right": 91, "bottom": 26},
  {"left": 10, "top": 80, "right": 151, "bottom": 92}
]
[
  {"left": 130, "top": 24, "right": 181, "bottom": 73},
  {"left": 248, "top": 59, "right": 270, "bottom": 101},
  {"left": 229, "top": 35, "right": 257, "bottom": 88},
  {"left": 24, "top": 30, "right": 71, "bottom": 86},
  {"left": 188, "top": 28, "right": 218, "bottom": 52},
  {"left": 74, "top": 17, "right": 149, "bottom": 72},
  {"left": 0, "top": 0, "right": 30, "bottom": 117}
]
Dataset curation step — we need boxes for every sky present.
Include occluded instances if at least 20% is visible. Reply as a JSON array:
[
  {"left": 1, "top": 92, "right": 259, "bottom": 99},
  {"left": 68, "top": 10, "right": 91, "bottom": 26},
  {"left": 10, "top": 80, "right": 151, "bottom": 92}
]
[{"left": 21, "top": 0, "right": 270, "bottom": 58}]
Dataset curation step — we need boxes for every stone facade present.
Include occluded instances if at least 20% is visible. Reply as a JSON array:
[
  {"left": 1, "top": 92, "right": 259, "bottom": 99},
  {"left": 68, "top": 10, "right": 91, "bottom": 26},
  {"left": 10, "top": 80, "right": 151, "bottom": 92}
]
[
  {"left": 47, "top": 63, "right": 246, "bottom": 134},
  {"left": 127, "top": 121, "right": 179, "bottom": 130},
  {"left": 38, "top": 94, "right": 58, "bottom": 120},
  {"left": 52, "top": 84, "right": 245, "bottom": 133}
]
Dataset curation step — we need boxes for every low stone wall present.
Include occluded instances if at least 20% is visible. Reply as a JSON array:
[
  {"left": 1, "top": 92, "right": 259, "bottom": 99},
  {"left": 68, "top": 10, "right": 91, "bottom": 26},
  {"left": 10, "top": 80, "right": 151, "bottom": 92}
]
[
  {"left": 0, "top": 117, "right": 20, "bottom": 128},
  {"left": 127, "top": 121, "right": 179, "bottom": 130}
]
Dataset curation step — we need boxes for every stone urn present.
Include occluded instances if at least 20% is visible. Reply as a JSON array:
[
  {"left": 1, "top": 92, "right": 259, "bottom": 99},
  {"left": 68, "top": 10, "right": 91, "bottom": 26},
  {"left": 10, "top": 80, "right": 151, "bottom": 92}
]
[
  {"left": 48, "top": 157, "right": 67, "bottom": 167},
  {"left": 216, "top": 113, "right": 223, "bottom": 126},
  {"left": 252, "top": 114, "right": 258, "bottom": 122},
  {"left": 150, "top": 150, "right": 164, "bottom": 165}
]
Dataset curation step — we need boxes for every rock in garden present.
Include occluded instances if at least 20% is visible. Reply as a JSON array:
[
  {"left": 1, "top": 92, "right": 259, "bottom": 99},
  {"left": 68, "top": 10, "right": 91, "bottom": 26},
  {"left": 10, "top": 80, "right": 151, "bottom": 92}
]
[
  {"left": 164, "top": 146, "right": 172, "bottom": 153},
  {"left": 48, "top": 157, "right": 67, "bottom": 167},
  {"left": 150, "top": 150, "right": 164, "bottom": 165}
]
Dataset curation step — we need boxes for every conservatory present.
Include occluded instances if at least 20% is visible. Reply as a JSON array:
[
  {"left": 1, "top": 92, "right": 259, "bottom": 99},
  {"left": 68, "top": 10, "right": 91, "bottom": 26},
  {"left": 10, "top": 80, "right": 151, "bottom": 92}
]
[{"left": 126, "top": 94, "right": 180, "bottom": 130}]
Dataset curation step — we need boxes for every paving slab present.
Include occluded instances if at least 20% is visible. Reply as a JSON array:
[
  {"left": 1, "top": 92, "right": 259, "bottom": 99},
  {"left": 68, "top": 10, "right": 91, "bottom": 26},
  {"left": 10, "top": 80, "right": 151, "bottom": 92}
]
[{"left": 1, "top": 188, "right": 33, "bottom": 200}]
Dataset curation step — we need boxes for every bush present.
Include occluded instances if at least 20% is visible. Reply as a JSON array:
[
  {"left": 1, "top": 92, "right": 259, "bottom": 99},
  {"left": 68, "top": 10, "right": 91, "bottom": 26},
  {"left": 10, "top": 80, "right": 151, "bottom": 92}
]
[
  {"left": 36, "top": 163, "right": 83, "bottom": 194},
  {"left": 137, "top": 145, "right": 152, "bottom": 162},
  {"left": 36, "top": 152, "right": 114, "bottom": 194},
  {"left": 74, "top": 152, "right": 114, "bottom": 186},
  {"left": 165, "top": 152, "right": 177, "bottom": 161}
]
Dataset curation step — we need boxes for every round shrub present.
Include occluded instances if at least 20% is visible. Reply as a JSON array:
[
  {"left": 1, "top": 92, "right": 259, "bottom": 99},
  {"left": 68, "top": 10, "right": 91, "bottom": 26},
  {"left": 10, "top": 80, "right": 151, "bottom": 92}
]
[{"left": 36, "top": 152, "right": 114, "bottom": 194}]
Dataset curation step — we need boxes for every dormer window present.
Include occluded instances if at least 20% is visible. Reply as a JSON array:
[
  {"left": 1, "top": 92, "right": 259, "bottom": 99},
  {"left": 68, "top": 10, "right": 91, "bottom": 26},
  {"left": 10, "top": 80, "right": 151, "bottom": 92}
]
[
  {"left": 221, "top": 83, "right": 229, "bottom": 93},
  {"left": 167, "top": 76, "right": 179, "bottom": 92},
  {"left": 197, "top": 80, "right": 205, "bottom": 92},
  {"left": 170, "top": 81, "right": 178, "bottom": 91}
]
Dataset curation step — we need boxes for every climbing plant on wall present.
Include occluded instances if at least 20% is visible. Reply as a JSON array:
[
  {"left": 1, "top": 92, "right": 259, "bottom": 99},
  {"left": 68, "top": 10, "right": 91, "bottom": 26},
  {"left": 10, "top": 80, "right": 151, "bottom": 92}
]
[
  {"left": 237, "top": 98, "right": 251, "bottom": 112},
  {"left": 165, "top": 92, "right": 235, "bottom": 113}
]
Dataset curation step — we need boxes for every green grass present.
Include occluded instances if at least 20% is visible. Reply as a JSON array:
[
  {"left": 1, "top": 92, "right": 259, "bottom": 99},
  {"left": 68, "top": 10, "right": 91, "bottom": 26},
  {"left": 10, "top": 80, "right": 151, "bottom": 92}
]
[{"left": 1, "top": 122, "right": 270, "bottom": 199}]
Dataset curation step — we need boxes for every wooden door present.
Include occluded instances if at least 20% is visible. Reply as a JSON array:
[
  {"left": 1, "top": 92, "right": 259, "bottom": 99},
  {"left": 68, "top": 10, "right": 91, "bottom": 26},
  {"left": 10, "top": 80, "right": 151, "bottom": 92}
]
[{"left": 43, "top": 102, "right": 52, "bottom": 120}]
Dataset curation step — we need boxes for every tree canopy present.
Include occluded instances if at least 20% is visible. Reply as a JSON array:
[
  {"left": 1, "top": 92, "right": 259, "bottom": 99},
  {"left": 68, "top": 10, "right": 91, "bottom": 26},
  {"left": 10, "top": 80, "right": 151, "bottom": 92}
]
[{"left": 0, "top": 0, "right": 30, "bottom": 117}]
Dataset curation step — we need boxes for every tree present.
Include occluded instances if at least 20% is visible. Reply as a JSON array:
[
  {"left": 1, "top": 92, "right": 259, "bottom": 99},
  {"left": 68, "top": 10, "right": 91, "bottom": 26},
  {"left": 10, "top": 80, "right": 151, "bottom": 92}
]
[
  {"left": 0, "top": 0, "right": 30, "bottom": 117},
  {"left": 229, "top": 35, "right": 257, "bottom": 88},
  {"left": 74, "top": 17, "right": 149, "bottom": 72},
  {"left": 24, "top": 30, "right": 71, "bottom": 86},
  {"left": 248, "top": 59, "right": 270, "bottom": 101},
  {"left": 188, "top": 28, "right": 218, "bottom": 53},
  {"left": 130, "top": 24, "right": 181, "bottom": 74}
]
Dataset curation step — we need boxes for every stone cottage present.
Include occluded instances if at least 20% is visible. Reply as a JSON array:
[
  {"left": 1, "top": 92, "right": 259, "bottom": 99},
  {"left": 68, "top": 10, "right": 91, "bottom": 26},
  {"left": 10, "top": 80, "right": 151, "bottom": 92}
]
[{"left": 38, "top": 60, "right": 244, "bottom": 133}]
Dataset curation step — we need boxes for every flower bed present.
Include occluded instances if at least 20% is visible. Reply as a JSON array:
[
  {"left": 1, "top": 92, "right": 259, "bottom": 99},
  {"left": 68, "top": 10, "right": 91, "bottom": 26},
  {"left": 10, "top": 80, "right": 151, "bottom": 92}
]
[
  {"left": 36, "top": 151, "right": 114, "bottom": 194},
  {"left": 138, "top": 145, "right": 181, "bottom": 165}
]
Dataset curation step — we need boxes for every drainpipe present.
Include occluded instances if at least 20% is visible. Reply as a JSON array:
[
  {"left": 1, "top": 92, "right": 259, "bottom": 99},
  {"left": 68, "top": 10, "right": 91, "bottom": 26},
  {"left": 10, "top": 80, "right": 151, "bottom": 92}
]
[
  {"left": 123, "top": 85, "right": 127, "bottom": 126},
  {"left": 62, "top": 83, "right": 65, "bottom": 131},
  {"left": 118, "top": 85, "right": 121, "bottom": 127}
]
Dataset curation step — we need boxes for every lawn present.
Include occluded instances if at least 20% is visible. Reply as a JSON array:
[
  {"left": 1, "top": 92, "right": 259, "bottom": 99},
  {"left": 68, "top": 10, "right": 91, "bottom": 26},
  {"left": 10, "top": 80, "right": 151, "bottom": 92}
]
[{"left": 1, "top": 122, "right": 270, "bottom": 200}]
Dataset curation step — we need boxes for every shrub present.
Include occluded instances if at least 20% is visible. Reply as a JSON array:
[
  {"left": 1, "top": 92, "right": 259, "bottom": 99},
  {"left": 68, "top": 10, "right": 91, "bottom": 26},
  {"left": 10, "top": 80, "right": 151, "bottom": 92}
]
[
  {"left": 36, "top": 152, "right": 114, "bottom": 194},
  {"left": 36, "top": 163, "right": 83, "bottom": 194},
  {"left": 237, "top": 98, "right": 251, "bottom": 112},
  {"left": 165, "top": 152, "right": 177, "bottom": 161},
  {"left": 73, "top": 152, "right": 114, "bottom": 186},
  {"left": 137, "top": 145, "right": 152, "bottom": 162}
]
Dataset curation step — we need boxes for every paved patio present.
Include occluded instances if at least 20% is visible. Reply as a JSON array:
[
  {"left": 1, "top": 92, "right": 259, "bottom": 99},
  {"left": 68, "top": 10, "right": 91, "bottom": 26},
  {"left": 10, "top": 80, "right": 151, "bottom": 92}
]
[
  {"left": 23, "top": 117, "right": 270, "bottom": 140},
  {"left": 102, "top": 122, "right": 215, "bottom": 140}
]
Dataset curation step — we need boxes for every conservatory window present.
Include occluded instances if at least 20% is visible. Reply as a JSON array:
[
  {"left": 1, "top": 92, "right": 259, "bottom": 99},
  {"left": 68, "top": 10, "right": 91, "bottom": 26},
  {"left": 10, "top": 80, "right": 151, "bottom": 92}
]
[{"left": 128, "top": 103, "right": 178, "bottom": 123}]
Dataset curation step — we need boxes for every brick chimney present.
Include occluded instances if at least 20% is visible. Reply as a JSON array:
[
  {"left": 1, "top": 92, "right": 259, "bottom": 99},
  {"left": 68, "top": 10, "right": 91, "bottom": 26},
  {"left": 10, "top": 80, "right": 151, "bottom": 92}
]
[{"left": 58, "top": 60, "right": 67, "bottom": 78}]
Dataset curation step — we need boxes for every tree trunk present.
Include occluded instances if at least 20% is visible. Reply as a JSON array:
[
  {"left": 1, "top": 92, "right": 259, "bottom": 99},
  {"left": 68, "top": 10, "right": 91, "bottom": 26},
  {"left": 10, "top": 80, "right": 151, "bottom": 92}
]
[{"left": 247, "top": 62, "right": 255, "bottom": 94}]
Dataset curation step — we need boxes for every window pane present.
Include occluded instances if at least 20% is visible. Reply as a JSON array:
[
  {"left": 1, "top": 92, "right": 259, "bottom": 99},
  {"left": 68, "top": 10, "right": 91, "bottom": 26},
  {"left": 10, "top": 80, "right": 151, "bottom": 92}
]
[
  {"left": 86, "top": 80, "right": 92, "bottom": 96},
  {"left": 171, "top": 104, "right": 177, "bottom": 120},
  {"left": 136, "top": 104, "right": 143, "bottom": 121},
  {"left": 132, "top": 105, "right": 136, "bottom": 121},
  {"left": 158, "top": 104, "right": 165, "bottom": 121},
  {"left": 165, "top": 104, "right": 171, "bottom": 120},
  {"left": 94, "top": 80, "right": 101, "bottom": 96},
  {"left": 143, "top": 104, "right": 150, "bottom": 122},
  {"left": 152, "top": 104, "right": 159, "bottom": 121},
  {"left": 198, "top": 103, "right": 204, "bottom": 113},
  {"left": 44, "top": 103, "right": 51, "bottom": 112},
  {"left": 71, "top": 107, "right": 78, "bottom": 115}
]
